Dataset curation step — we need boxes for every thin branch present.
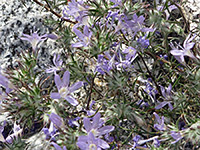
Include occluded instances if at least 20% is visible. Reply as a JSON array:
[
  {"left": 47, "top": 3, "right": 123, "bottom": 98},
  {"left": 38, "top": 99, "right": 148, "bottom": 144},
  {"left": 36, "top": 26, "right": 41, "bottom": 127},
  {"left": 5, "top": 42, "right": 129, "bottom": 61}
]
[
  {"left": 32, "top": 0, "right": 77, "bottom": 24},
  {"left": 138, "top": 53, "right": 162, "bottom": 95}
]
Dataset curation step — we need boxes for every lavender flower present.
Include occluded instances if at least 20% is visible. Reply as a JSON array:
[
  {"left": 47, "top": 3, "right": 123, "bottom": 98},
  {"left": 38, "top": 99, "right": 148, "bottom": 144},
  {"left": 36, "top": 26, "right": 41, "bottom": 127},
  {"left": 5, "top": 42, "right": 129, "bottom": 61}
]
[
  {"left": 42, "top": 122, "right": 58, "bottom": 141},
  {"left": 5, "top": 123, "right": 23, "bottom": 144},
  {"left": 77, "top": 132, "right": 110, "bottom": 150},
  {"left": 68, "top": 117, "right": 80, "bottom": 127},
  {"left": 72, "top": 25, "right": 92, "bottom": 48},
  {"left": 0, "top": 73, "right": 14, "bottom": 93},
  {"left": 95, "top": 52, "right": 115, "bottom": 75},
  {"left": 144, "top": 79, "right": 158, "bottom": 100},
  {"left": 50, "top": 71, "right": 84, "bottom": 106},
  {"left": 115, "top": 49, "right": 135, "bottom": 71},
  {"left": 106, "top": 10, "right": 119, "bottom": 24},
  {"left": 137, "top": 35, "right": 150, "bottom": 49},
  {"left": 157, "top": 4, "right": 178, "bottom": 20},
  {"left": 49, "top": 113, "right": 64, "bottom": 128},
  {"left": 86, "top": 100, "right": 96, "bottom": 116},
  {"left": 170, "top": 131, "right": 183, "bottom": 144},
  {"left": 153, "top": 112, "right": 165, "bottom": 131},
  {"left": 124, "top": 13, "right": 154, "bottom": 37},
  {"left": 83, "top": 112, "right": 114, "bottom": 137},
  {"left": 122, "top": 46, "right": 137, "bottom": 60},
  {"left": 46, "top": 53, "right": 63, "bottom": 74},
  {"left": 137, "top": 100, "right": 149, "bottom": 108},
  {"left": 131, "top": 135, "right": 148, "bottom": 149},
  {"left": 20, "top": 32, "right": 58, "bottom": 51},
  {"left": 159, "top": 54, "right": 168, "bottom": 65},
  {"left": 170, "top": 34, "right": 196, "bottom": 65},
  {"left": 63, "top": 0, "right": 88, "bottom": 24},
  {"left": 153, "top": 138, "right": 160, "bottom": 148},
  {"left": 155, "top": 84, "right": 173, "bottom": 111}
]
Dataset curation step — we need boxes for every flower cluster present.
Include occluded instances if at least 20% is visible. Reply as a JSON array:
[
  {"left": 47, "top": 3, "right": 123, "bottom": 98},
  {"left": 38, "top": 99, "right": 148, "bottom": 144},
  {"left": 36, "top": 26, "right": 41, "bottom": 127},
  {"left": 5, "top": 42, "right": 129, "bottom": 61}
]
[{"left": 0, "top": 0, "right": 200, "bottom": 150}]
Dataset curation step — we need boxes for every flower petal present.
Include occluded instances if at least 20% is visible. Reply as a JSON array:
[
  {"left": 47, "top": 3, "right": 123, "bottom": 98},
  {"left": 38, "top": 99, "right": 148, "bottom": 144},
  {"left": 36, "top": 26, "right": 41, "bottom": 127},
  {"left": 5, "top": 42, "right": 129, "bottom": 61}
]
[
  {"left": 63, "top": 71, "right": 70, "bottom": 87},
  {"left": 160, "top": 86, "right": 166, "bottom": 98},
  {"left": 97, "top": 138, "right": 110, "bottom": 149},
  {"left": 50, "top": 92, "right": 61, "bottom": 99},
  {"left": 54, "top": 73, "right": 62, "bottom": 90},
  {"left": 98, "top": 126, "right": 115, "bottom": 136},
  {"left": 76, "top": 142, "right": 87, "bottom": 150},
  {"left": 155, "top": 101, "right": 168, "bottom": 110},
  {"left": 46, "top": 34, "right": 58, "bottom": 40},
  {"left": 92, "top": 112, "right": 101, "bottom": 129},
  {"left": 153, "top": 112, "right": 161, "bottom": 124},
  {"left": 73, "top": 28, "right": 85, "bottom": 41},
  {"left": 49, "top": 113, "right": 64, "bottom": 128},
  {"left": 69, "top": 81, "right": 84, "bottom": 93},
  {"left": 78, "top": 135, "right": 88, "bottom": 143},
  {"left": 170, "top": 50, "right": 183, "bottom": 56},
  {"left": 72, "top": 42, "right": 85, "bottom": 47},
  {"left": 83, "top": 118, "right": 92, "bottom": 132},
  {"left": 65, "top": 95, "right": 78, "bottom": 106}
]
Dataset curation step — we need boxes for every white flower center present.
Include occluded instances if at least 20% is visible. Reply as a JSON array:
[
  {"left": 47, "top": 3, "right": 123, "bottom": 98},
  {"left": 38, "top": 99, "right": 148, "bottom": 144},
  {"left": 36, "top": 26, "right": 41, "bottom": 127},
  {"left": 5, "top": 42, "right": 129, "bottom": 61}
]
[
  {"left": 78, "top": 5, "right": 85, "bottom": 11},
  {"left": 129, "top": 49, "right": 135, "bottom": 55},
  {"left": 89, "top": 144, "right": 97, "bottom": 150},
  {"left": 31, "top": 38, "right": 38, "bottom": 49},
  {"left": 90, "top": 129, "right": 98, "bottom": 136},
  {"left": 84, "top": 36, "right": 90, "bottom": 44},
  {"left": 59, "top": 87, "right": 69, "bottom": 98}
]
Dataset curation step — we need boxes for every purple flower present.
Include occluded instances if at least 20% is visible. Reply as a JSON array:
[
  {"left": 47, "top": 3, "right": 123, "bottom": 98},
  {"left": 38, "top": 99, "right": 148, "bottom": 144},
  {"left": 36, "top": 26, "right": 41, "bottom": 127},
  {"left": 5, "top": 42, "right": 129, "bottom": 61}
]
[
  {"left": 159, "top": 54, "right": 168, "bottom": 65},
  {"left": 155, "top": 84, "right": 173, "bottom": 111},
  {"left": 144, "top": 79, "right": 158, "bottom": 100},
  {"left": 137, "top": 100, "right": 149, "bottom": 108},
  {"left": 124, "top": 13, "right": 154, "bottom": 37},
  {"left": 153, "top": 112, "right": 165, "bottom": 131},
  {"left": 83, "top": 112, "right": 114, "bottom": 137},
  {"left": 131, "top": 135, "right": 147, "bottom": 149},
  {"left": 115, "top": 49, "right": 135, "bottom": 71},
  {"left": 157, "top": 4, "right": 178, "bottom": 20},
  {"left": 170, "top": 131, "right": 183, "bottom": 144},
  {"left": 122, "top": 46, "right": 137, "bottom": 60},
  {"left": 72, "top": 25, "right": 92, "bottom": 48},
  {"left": 68, "top": 117, "right": 80, "bottom": 127},
  {"left": 77, "top": 132, "right": 110, "bottom": 150},
  {"left": 114, "top": 15, "right": 126, "bottom": 33},
  {"left": 86, "top": 100, "right": 96, "bottom": 116},
  {"left": 137, "top": 35, "right": 149, "bottom": 49},
  {"left": 0, "top": 73, "right": 14, "bottom": 93},
  {"left": 46, "top": 53, "right": 63, "bottom": 74},
  {"left": 50, "top": 71, "right": 84, "bottom": 106},
  {"left": 51, "top": 142, "right": 67, "bottom": 150},
  {"left": 170, "top": 34, "right": 196, "bottom": 65},
  {"left": 95, "top": 52, "right": 115, "bottom": 75},
  {"left": 153, "top": 138, "right": 160, "bottom": 147},
  {"left": 20, "top": 32, "right": 58, "bottom": 51},
  {"left": 5, "top": 123, "right": 23, "bottom": 144},
  {"left": 106, "top": 10, "right": 119, "bottom": 24},
  {"left": 49, "top": 113, "right": 64, "bottom": 128},
  {"left": 63, "top": 0, "right": 88, "bottom": 24},
  {"left": 42, "top": 122, "right": 58, "bottom": 141}
]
